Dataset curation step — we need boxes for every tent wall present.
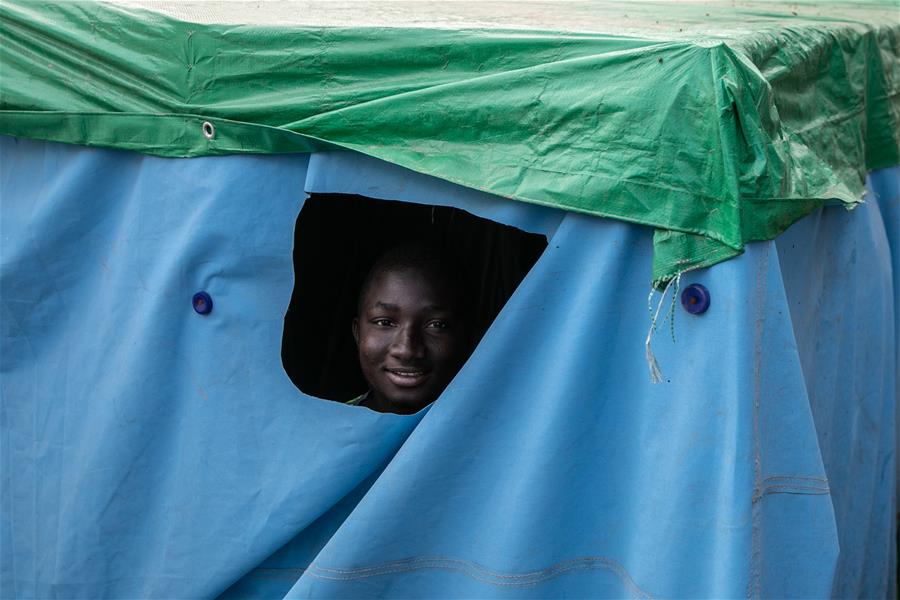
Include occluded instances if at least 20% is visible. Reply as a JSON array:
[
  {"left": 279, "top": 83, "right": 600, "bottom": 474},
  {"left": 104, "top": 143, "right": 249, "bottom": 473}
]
[
  {"left": 776, "top": 167, "right": 899, "bottom": 597},
  {"left": 0, "top": 137, "right": 895, "bottom": 598}
]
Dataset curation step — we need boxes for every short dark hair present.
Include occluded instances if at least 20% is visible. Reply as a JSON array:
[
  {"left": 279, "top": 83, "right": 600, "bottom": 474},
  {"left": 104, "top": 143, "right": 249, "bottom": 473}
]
[{"left": 357, "top": 243, "right": 470, "bottom": 317}]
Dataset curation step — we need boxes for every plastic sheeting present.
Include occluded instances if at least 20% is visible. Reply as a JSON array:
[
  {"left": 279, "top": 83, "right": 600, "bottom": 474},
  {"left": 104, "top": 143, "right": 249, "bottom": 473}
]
[
  {"left": 2, "top": 1, "right": 899, "bottom": 287},
  {"left": 0, "top": 137, "right": 896, "bottom": 598}
]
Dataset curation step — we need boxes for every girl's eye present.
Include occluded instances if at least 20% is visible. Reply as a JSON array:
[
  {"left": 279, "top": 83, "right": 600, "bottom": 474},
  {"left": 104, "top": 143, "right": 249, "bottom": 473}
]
[
  {"left": 427, "top": 320, "right": 449, "bottom": 329},
  {"left": 373, "top": 318, "right": 393, "bottom": 327}
]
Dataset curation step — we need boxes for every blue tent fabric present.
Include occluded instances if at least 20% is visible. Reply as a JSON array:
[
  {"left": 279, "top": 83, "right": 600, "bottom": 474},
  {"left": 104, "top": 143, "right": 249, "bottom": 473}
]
[
  {"left": 0, "top": 136, "right": 896, "bottom": 598},
  {"left": 0, "top": 137, "right": 422, "bottom": 598},
  {"left": 777, "top": 173, "right": 899, "bottom": 598}
]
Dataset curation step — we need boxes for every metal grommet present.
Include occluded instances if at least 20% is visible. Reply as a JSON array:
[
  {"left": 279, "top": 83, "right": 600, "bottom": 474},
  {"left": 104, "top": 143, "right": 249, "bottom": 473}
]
[
  {"left": 201, "top": 121, "right": 215, "bottom": 140},
  {"left": 680, "top": 283, "right": 710, "bottom": 315},
  {"left": 192, "top": 291, "right": 213, "bottom": 315}
]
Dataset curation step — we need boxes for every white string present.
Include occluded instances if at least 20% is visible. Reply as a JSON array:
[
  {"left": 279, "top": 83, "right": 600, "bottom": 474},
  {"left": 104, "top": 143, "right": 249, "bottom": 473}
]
[{"left": 645, "top": 273, "right": 681, "bottom": 384}]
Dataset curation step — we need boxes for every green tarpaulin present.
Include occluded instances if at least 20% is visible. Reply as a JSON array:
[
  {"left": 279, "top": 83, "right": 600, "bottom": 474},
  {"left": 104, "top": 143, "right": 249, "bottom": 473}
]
[{"left": 1, "top": 0, "right": 898, "bottom": 286}]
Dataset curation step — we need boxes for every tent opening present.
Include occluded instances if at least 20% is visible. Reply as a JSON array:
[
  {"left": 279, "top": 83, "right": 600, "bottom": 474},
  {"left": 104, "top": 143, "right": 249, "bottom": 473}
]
[{"left": 282, "top": 194, "right": 548, "bottom": 402}]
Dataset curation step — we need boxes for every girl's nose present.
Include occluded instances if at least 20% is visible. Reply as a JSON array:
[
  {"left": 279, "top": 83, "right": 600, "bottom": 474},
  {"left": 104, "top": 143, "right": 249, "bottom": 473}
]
[{"left": 389, "top": 325, "right": 425, "bottom": 360}]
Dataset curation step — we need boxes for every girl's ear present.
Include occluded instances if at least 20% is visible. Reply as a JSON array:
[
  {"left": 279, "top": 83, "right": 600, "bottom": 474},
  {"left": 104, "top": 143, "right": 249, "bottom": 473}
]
[{"left": 352, "top": 318, "right": 359, "bottom": 345}]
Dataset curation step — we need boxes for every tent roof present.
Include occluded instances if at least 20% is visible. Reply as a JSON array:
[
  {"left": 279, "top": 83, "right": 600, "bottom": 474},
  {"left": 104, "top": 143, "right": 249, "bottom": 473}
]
[
  {"left": 112, "top": 1, "right": 895, "bottom": 35},
  {"left": 1, "top": 0, "right": 898, "bottom": 285}
]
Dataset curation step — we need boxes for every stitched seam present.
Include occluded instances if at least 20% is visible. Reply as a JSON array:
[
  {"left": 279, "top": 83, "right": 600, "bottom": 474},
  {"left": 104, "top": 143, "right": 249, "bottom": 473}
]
[
  {"left": 761, "top": 475, "right": 828, "bottom": 484},
  {"left": 313, "top": 556, "right": 620, "bottom": 579},
  {"left": 747, "top": 243, "right": 769, "bottom": 600},
  {"left": 760, "top": 484, "right": 830, "bottom": 495},
  {"left": 307, "top": 555, "right": 652, "bottom": 597}
]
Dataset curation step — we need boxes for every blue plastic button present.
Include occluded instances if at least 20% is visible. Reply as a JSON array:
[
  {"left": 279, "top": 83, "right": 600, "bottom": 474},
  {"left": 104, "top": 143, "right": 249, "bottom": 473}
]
[
  {"left": 680, "top": 283, "right": 710, "bottom": 315},
  {"left": 192, "top": 291, "right": 213, "bottom": 315}
]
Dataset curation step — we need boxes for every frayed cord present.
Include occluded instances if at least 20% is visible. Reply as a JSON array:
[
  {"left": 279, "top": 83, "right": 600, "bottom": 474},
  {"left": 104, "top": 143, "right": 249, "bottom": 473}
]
[{"left": 645, "top": 273, "right": 681, "bottom": 383}]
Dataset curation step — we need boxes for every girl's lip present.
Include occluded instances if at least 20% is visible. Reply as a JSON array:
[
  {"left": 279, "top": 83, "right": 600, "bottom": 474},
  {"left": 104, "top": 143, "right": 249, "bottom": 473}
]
[{"left": 384, "top": 368, "right": 430, "bottom": 387}]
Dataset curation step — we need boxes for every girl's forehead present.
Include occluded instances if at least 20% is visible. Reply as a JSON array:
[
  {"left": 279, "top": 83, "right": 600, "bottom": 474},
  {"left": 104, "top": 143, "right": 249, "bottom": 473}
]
[{"left": 364, "top": 267, "right": 458, "bottom": 306}]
